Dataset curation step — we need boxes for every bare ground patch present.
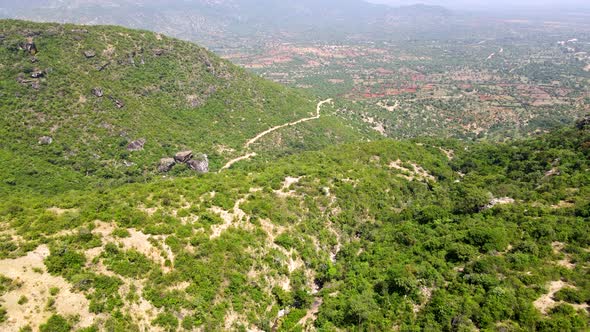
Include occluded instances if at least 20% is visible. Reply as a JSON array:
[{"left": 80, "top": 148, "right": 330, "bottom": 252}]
[
  {"left": 389, "top": 159, "right": 435, "bottom": 182},
  {"left": 274, "top": 176, "right": 302, "bottom": 198},
  {"left": 0, "top": 245, "right": 98, "bottom": 331},
  {"left": 209, "top": 198, "right": 249, "bottom": 239},
  {"left": 91, "top": 221, "right": 173, "bottom": 271},
  {"left": 533, "top": 280, "right": 589, "bottom": 314},
  {"left": 552, "top": 242, "right": 576, "bottom": 270},
  {"left": 46, "top": 207, "right": 79, "bottom": 216}
]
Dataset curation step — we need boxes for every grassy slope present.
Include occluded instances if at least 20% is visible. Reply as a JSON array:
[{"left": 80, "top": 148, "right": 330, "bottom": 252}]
[
  {"left": 0, "top": 122, "right": 588, "bottom": 330},
  {"left": 0, "top": 20, "right": 371, "bottom": 194}
]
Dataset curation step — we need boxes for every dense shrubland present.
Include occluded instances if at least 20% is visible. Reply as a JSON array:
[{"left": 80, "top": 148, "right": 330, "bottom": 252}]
[
  {"left": 0, "top": 118, "right": 588, "bottom": 331},
  {"left": 0, "top": 19, "right": 589, "bottom": 332}
]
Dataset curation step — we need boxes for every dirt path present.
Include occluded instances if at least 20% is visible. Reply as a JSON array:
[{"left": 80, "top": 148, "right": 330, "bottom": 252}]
[
  {"left": 244, "top": 99, "right": 333, "bottom": 148},
  {"left": 219, "top": 153, "right": 257, "bottom": 171},
  {"left": 219, "top": 99, "right": 332, "bottom": 171},
  {"left": 298, "top": 298, "right": 323, "bottom": 328}
]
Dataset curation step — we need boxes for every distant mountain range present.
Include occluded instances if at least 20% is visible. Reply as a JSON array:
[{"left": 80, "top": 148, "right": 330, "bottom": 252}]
[
  {"left": 371, "top": 0, "right": 590, "bottom": 11},
  {"left": 0, "top": 0, "right": 452, "bottom": 47}
]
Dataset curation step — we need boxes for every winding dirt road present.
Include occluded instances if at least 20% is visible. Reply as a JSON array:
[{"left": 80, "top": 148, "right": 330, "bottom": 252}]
[
  {"left": 219, "top": 98, "right": 333, "bottom": 171},
  {"left": 219, "top": 152, "right": 257, "bottom": 171},
  {"left": 245, "top": 98, "right": 333, "bottom": 147}
]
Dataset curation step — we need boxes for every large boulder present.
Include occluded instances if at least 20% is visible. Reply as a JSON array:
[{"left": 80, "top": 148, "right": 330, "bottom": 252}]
[
  {"left": 38, "top": 136, "right": 53, "bottom": 145},
  {"left": 187, "top": 154, "right": 209, "bottom": 173},
  {"left": 127, "top": 138, "right": 146, "bottom": 151},
  {"left": 158, "top": 158, "right": 176, "bottom": 172},
  {"left": 174, "top": 151, "right": 193, "bottom": 163},
  {"left": 84, "top": 50, "right": 96, "bottom": 58}
]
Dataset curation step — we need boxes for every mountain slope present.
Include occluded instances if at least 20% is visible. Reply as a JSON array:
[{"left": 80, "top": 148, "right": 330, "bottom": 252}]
[
  {"left": 0, "top": 119, "right": 588, "bottom": 331},
  {"left": 0, "top": 1, "right": 451, "bottom": 46},
  {"left": 0, "top": 20, "right": 371, "bottom": 194}
]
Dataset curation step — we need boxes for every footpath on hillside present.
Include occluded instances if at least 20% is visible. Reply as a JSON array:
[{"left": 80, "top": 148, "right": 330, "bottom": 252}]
[{"left": 220, "top": 98, "right": 333, "bottom": 171}]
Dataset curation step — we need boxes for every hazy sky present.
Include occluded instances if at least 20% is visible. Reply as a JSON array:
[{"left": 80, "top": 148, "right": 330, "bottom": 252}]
[{"left": 367, "top": 0, "right": 590, "bottom": 12}]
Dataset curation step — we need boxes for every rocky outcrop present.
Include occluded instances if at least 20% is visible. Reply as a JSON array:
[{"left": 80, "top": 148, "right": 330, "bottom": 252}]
[
  {"left": 110, "top": 97, "right": 125, "bottom": 108},
  {"left": 84, "top": 50, "right": 96, "bottom": 58},
  {"left": 187, "top": 154, "right": 209, "bottom": 173},
  {"left": 158, "top": 151, "right": 209, "bottom": 173},
  {"left": 127, "top": 139, "right": 146, "bottom": 151},
  {"left": 483, "top": 197, "right": 515, "bottom": 210},
  {"left": 158, "top": 158, "right": 176, "bottom": 173},
  {"left": 38, "top": 136, "right": 53, "bottom": 145},
  {"left": 174, "top": 151, "right": 193, "bottom": 163},
  {"left": 31, "top": 71, "right": 44, "bottom": 78},
  {"left": 20, "top": 39, "right": 37, "bottom": 55},
  {"left": 91, "top": 88, "right": 104, "bottom": 97},
  {"left": 577, "top": 115, "right": 590, "bottom": 130},
  {"left": 17, "top": 72, "right": 41, "bottom": 89}
]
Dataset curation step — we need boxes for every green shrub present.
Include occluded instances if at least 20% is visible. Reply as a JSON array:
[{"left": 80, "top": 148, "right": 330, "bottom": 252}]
[
  {"left": 45, "top": 247, "right": 86, "bottom": 278},
  {"left": 40, "top": 314, "right": 71, "bottom": 332},
  {"left": 554, "top": 287, "right": 585, "bottom": 304},
  {"left": 152, "top": 312, "right": 179, "bottom": 331}
]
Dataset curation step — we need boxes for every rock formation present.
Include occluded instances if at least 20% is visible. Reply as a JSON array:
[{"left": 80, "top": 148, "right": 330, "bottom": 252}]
[
  {"left": 159, "top": 151, "right": 209, "bottom": 173},
  {"left": 158, "top": 158, "right": 176, "bottom": 172},
  {"left": 91, "top": 88, "right": 104, "bottom": 97},
  {"left": 187, "top": 154, "right": 209, "bottom": 173},
  {"left": 174, "top": 151, "right": 193, "bottom": 163},
  {"left": 109, "top": 97, "right": 124, "bottom": 108},
  {"left": 127, "top": 139, "right": 146, "bottom": 151},
  {"left": 31, "top": 71, "right": 44, "bottom": 78},
  {"left": 38, "top": 136, "right": 53, "bottom": 145},
  {"left": 21, "top": 38, "right": 37, "bottom": 55}
]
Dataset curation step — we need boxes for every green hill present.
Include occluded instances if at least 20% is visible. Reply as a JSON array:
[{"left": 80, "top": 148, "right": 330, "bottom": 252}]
[
  {"left": 1, "top": 19, "right": 589, "bottom": 332},
  {"left": 0, "top": 117, "right": 588, "bottom": 331},
  {"left": 0, "top": 20, "right": 371, "bottom": 194}
]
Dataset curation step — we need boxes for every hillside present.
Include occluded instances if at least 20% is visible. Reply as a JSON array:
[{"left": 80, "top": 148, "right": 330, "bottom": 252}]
[
  {"left": 0, "top": 117, "right": 588, "bottom": 331},
  {"left": 1, "top": 17, "right": 589, "bottom": 332},
  {"left": 0, "top": 20, "right": 372, "bottom": 194}
]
